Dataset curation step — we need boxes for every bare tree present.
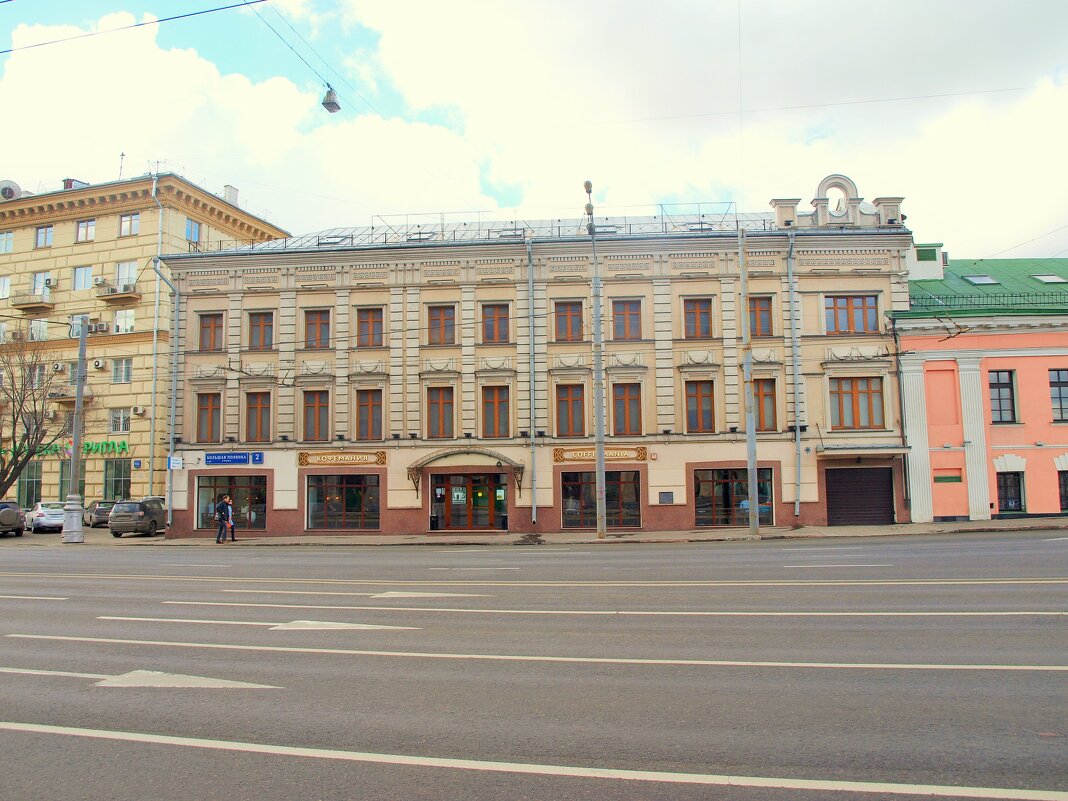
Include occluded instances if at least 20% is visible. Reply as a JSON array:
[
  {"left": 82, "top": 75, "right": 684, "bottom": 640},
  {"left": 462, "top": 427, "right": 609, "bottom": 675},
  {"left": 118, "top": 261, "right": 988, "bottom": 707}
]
[{"left": 0, "top": 333, "right": 100, "bottom": 500}]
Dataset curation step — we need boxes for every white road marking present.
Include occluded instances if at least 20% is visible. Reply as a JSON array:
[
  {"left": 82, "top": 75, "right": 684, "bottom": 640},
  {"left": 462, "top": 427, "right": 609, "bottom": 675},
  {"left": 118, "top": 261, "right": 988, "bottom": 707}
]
[
  {"left": 99, "top": 615, "right": 419, "bottom": 631},
  {"left": 3, "top": 571, "right": 1066, "bottom": 588},
  {"left": 782, "top": 546, "right": 865, "bottom": 551},
  {"left": 784, "top": 564, "right": 891, "bottom": 568},
  {"left": 511, "top": 550, "right": 591, "bottom": 554},
  {"left": 0, "top": 594, "right": 67, "bottom": 601},
  {"left": 370, "top": 591, "right": 490, "bottom": 599},
  {"left": 222, "top": 590, "right": 490, "bottom": 599},
  {"left": 0, "top": 665, "right": 276, "bottom": 689},
  {"left": 158, "top": 563, "right": 231, "bottom": 568},
  {"left": 2, "top": 722, "right": 1065, "bottom": 800},
  {"left": 12, "top": 634, "right": 1068, "bottom": 673},
  {"left": 163, "top": 601, "right": 1068, "bottom": 618},
  {"left": 1044, "top": 537, "right": 1068, "bottom": 542},
  {"left": 427, "top": 567, "right": 520, "bottom": 571}
]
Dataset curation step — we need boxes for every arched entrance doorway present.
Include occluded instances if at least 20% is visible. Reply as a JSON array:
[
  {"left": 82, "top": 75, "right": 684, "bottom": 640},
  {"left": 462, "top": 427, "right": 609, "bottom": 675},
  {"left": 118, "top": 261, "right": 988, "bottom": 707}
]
[{"left": 407, "top": 448, "right": 525, "bottom": 532}]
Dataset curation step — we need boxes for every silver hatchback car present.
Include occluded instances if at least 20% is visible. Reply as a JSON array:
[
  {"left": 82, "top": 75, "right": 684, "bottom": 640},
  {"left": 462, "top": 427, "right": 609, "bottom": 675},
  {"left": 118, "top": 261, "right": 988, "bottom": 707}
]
[{"left": 109, "top": 499, "right": 166, "bottom": 538}]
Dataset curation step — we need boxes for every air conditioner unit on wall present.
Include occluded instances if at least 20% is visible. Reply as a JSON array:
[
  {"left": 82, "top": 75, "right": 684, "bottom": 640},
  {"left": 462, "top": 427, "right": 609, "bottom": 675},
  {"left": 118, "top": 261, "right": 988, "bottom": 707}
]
[
  {"left": 92, "top": 359, "right": 106, "bottom": 370},
  {"left": 132, "top": 405, "right": 146, "bottom": 415},
  {"left": 43, "top": 409, "right": 56, "bottom": 420},
  {"left": 51, "top": 362, "right": 64, "bottom": 373},
  {"left": 43, "top": 278, "right": 54, "bottom": 288},
  {"left": 93, "top": 276, "right": 107, "bottom": 287}
]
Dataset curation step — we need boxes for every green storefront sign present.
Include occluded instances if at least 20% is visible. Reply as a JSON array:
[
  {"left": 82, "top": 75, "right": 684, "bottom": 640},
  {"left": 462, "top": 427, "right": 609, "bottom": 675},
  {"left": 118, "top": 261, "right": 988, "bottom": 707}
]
[{"left": 0, "top": 439, "right": 130, "bottom": 458}]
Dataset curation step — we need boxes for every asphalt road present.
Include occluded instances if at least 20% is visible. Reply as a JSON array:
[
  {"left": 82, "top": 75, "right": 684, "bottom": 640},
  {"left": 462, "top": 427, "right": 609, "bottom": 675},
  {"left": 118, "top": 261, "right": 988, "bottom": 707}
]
[{"left": 1, "top": 531, "right": 1066, "bottom": 800}]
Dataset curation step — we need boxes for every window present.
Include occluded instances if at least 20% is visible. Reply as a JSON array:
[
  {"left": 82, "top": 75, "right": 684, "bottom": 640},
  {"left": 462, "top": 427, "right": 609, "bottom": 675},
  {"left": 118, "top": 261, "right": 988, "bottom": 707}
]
[
  {"left": 427, "top": 387, "right": 454, "bottom": 438},
  {"left": 0, "top": 276, "right": 9, "bottom": 299},
  {"left": 76, "top": 219, "right": 95, "bottom": 243},
  {"left": 963, "top": 275, "right": 999, "bottom": 286},
  {"left": 555, "top": 301, "right": 583, "bottom": 342},
  {"left": 749, "top": 296, "right": 773, "bottom": 337},
  {"left": 308, "top": 475, "right": 380, "bottom": 530},
  {"left": 694, "top": 468, "right": 773, "bottom": 527},
  {"left": 67, "top": 361, "right": 78, "bottom": 386},
  {"left": 685, "top": 380, "right": 715, "bottom": 433},
  {"left": 356, "top": 308, "right": 383, "bottom": 348},
  {"left": 684, "top": 298, "right": 712, "bottom": 339},
  {"left": 119, "top": 213, "right": 140, "bottom": 237},
  {"left": 35, "top": 225, "right": 53, "bottom": 248},
  {"left": 186, "top": 218, "right": 201, "bottom": 243},
  {"left": 58, "top": 460, "right": 87, "bottom": 501},
  {"left": 561, "top": 471, "right": 641, "bottom": 528},
  {"left": 0, "top": 231, "right": 12, "bottom": 253},
  {"left": 356, "top": 389, "right": 382, "bottom": 440},
  {"left": 482, "top": 386, "right": 509, "bottom": 438},
  {"left": 27, "top": 364, "right": 46, "bottom": 389},
  {"left": 17, "top": 462, "right": 42, "bottom": 508},
  {"left": 246, "top": 392, "right": 271, "bottom": 442},
  {"left": 113, "top": 309, "right": 135, "bottom": 334},
  {"left": 197, "top": 393, "right": 222, "bottom": 442},
  {"left": 612, "top": 300, "right": 641, "bottom": 340},
  {"left": 110, "top": 408, "right": 131, "bottom": 434},
  {"left": 427, "top": 305, "right": 455, "bottom": 345},
  {"left": 248, "top": 312, "right": 274, "bottom": 350},
  {"left": 115, "top": 261, "right": 137, "bottom": 285},
  {"left": 103, "top": 458, "right": 132, "bottom": 501},
  {"left": 199, "top": 313, "right": 223, "bottom": 351},
  {"left": 755, "top": 378, "right": 777, "bottom": 431},
  {"left": 303, "top": 390, "right": 329, "bottom": 441},
  {"left": 31, "top": 272, "right": 52, "bottom": 293},
  {"left": 73, "top": 266, "right": 93, "bottom": 291},
  {"left": 613, "top": 383, "right": 641, "bottom": 435},
  {"left": 305, "top": 310, "right": 330, "bottom": 349},
  {"left": 997, "top": 472, "right": 1024, "bottom": 513},
  {"left": 1051, "top": 370, "right": 1068, "bottom": 422},
  {"left": 989, "top": 370, "right": 1016, "bottom": 423},
  {"left": 482, "top": 304, "right": 509, "bottom": 344},
  {"left": 29, "top": 319, "right": 48, "bottom": 341},
  {"left": 825, "top": 295, "right": 879, "bottom": 334},
  {"left": 829, "top": 377, "right": 884, "bottom": 430},
  {"left": 196, "top": 475, "right": 267, "bottom": 530},
  {"left": 556, "top": 384, "right": 585, "bottom": 437},
  {"left": 112, "top": 357, "right": 133, "bottom": 383},
  {"left": 0, "top": 322, "right": 6, "bottom": 343}
]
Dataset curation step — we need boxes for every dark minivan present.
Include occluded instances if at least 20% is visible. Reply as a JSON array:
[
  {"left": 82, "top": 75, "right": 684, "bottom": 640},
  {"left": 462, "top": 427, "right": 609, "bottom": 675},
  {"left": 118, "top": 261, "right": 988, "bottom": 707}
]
[{"left": 109, "top": 499, "right": 166, "bottom": 538}]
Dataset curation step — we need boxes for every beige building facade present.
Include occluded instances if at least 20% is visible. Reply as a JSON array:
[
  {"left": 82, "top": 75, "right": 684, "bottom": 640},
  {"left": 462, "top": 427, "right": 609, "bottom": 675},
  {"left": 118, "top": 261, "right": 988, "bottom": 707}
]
[
  {"left": 0, "top": 173, "right": 287, "bottom": 509},
  {"left": 163, "top": 174, "right": 913, "bottom": 537}
]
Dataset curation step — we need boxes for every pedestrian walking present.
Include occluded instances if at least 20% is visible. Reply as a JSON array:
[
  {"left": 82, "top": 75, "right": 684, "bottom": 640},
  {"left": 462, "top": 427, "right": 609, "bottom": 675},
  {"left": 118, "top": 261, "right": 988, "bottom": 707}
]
[{"left": 215, "top": 494, "right": 235, "bottom": 543}]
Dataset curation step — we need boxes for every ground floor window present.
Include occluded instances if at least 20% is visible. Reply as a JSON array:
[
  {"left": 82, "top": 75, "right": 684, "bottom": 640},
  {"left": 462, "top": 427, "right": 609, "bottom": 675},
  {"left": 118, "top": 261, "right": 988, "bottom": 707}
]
[
  {"left": 58, "top": 459, "right": 87, "bottom": 501},
  {"left": 17, "top": 461, "right": 42, "bottom": 508},
  {"left": 694, "top": 468, "right": 773, "bottom": 527},
  {"left": 197, "top": 475, "right": 268, "bottom": 530},
  {"left": 561, "top": 471, "right": 641, "bottom": 528},
  {"left": 1061, "top": 471, "right": 1068, "bottom": 512},
  {"left": 308, "top": 474, "right": 380, "bottom": 530},
  {"left": 996, "top": 471, "right": 1024, "bottom": 514},
  {"left": 430, "top": 473, "right": 506, "bottom": 530},
  {"left": 103, "top": 458, "right": 131, "bottom": 500}
]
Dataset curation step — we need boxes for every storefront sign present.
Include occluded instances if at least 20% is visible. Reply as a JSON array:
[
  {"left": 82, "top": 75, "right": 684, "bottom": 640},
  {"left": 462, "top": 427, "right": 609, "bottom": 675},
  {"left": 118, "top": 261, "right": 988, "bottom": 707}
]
[
  {"left": 553, "top": 446, "right": 647, "bottom": 463},
  {"left": 205, "top": 452, "right": 251, "bottom": 465},
  {"left": 452, "top": 487, "right": 467, "bottom": 504},
  {"left": 168, "top": 456, "right": 184, "bottom": 470},
  {"left": 2, "top": 439, "right": 130, "bottom": 458},
  {"left": 297, "top": 451, "right": 387, "bottom": 466}
]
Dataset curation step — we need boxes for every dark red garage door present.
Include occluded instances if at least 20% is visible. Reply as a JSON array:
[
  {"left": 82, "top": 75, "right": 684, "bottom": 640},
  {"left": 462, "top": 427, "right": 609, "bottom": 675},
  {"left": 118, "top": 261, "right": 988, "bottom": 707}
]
[{"left": 825, "top": 467, "right": 894, "bottom": 526}]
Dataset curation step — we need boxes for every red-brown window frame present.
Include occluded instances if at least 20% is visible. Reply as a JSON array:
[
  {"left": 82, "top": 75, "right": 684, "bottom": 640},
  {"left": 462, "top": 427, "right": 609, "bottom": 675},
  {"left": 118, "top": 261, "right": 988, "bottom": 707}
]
[
  {"left": 828, "top": 377, "right": 884, "bottom": 430},
  {"left": 357, "top": 308, "right": 384, "bottom": 348},
  {"left": 749, "top": 296, "right": 773, "bottom": 337},
  {"left": 199, "top": 313, "right": 223, "bottom": 352},
  {"left": 685, "top": 380, "right": 715, "bottom": 433},
  {"left": 482, "top": 386, "right": 509, "bottom": 438},
  {"left": 612, "top": 383, "right": 642, "bottom": 435},
  {"left": 612, "top": 300, "right": 641, "bottom": 341},
  {"left": 356, "top": 388, "right": 382, "bottom": 440},
  {"left": 555, "top": 301, "right": 583, "bottom": 342},
  {"left": 196, "top": 393, "right": 221, "bottom": 443},
  {"left": 684, "top": 298, "right": 712, "bottom": 339},
  {"left": 428, "top": 305, "right": 455, "bottom": 346},
  {"left": 755, "top": 378, "right": 777, "bottom": 431},
  {"left": 303, "top": 390, "right": 329, "bottom": 441},
  {"left": 556, "top": 384, "right": 585, "bottom": 437},
  {"left": 305, "top": 310, "right": 330, "bottom": 349},
  {"left": 482, "top": 304, "right": 509, "bottom": 344},
  {"left": 825, "top": 295, "right": 879, "bottom": 334},
  {"left": 427, "top": 387, "right": 454, "bottom": 438},
  {"left": 245, "top": 391, "right": 271, "bottom": 442},
  {"left": 248, "top": 312, "right": 273, "bottom": 351}
]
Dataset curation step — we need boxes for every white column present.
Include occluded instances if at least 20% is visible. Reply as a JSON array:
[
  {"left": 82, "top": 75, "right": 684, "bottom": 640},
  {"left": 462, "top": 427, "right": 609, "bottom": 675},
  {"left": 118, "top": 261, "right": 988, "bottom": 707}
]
[
  {"left": 900, "top": 357, "right": 933, "bottom": 522},
  {"left": 957, "top": 355, "right": 991, "bottom": 520}
]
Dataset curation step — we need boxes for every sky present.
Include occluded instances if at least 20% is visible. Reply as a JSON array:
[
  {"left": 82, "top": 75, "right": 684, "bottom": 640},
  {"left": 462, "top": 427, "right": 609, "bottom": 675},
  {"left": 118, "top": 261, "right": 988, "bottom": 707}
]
[{"left": 2, "top": 0, "right": 1068, "bottom": 259}]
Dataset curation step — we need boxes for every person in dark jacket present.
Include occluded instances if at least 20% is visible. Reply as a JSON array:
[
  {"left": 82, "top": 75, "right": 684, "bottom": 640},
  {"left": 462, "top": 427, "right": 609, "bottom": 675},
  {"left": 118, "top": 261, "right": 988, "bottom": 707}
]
[{"left": 215, "top": 494, "right": 235, "bottom": 543}]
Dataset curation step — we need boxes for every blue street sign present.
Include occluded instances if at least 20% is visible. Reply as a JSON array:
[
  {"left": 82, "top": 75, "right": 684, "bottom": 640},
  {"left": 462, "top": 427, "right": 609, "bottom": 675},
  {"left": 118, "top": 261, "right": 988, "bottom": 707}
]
[
  {"left": 133, "top": 459, "right": 142, "bottom": 469},
  {"left": 251, "top": 452, "right": 264, "bottom": 464},
  {"left": 205, "top": 452, "right": 250, "bottom": 466}
]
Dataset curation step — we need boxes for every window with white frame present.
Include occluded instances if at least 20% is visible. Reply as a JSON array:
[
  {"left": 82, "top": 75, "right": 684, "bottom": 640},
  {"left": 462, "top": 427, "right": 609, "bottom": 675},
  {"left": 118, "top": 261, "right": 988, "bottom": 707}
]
[
  {"left": 0, "top": 231, "right": 12, "bottom": 253},
  {"left": 29, "top": 319, "right": 48, "bottom": 341},
  {"left": 27, "top": 364, "right": 46, "bottom": 388},
  {"left": 31, "top": 271, "right": 52, "bottom": 293},
  {"left": 76, "top": 219, "right": 96, "bottom": 243},
  {"left": 67, "top": 362, "right": 78, "bottom": 386},
  {"left": 73, "top": 266, "right": 93, "bottom": 291},
  {"left": 186, "top": 218, "right": 201, "bottom": 242},
  {"left": 110, "top": 408, "right": 132, "bottom": 434},
  {"left": 112, "top": 357, "right": 133, "bottom": 383},
  {"left": 0, "top": 322, "right": 7, "bottom": 343},
  {"left": 118, "top": 213, "right": 140, "bottom": 237},
  {"left": 113, "top": 309, "right": 135, "bottom": 334},
  {"left": 115, "top": 261, "right": 137, "bottom": 286},
  {"left": 0, "top": 276, "right": 9, "bottom": 299},
  {"left": 35, "top": 225, "right": 53, "bottom": 248}
]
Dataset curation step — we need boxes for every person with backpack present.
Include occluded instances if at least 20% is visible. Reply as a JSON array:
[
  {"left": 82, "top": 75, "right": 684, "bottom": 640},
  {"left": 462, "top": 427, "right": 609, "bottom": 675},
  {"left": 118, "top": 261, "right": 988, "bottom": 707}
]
[{"left": 215, "top": 493, "right": 235, "bottom": 543}]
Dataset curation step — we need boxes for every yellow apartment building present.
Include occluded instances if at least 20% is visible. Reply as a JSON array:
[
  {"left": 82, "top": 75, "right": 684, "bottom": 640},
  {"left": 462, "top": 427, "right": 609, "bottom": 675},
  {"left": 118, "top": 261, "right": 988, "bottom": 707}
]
[
  {"left": 161, "top": 174, "right": 913, "bottom": 538},
  {"left": 0, "top": 173, "right": 287, "bottom": 508}
]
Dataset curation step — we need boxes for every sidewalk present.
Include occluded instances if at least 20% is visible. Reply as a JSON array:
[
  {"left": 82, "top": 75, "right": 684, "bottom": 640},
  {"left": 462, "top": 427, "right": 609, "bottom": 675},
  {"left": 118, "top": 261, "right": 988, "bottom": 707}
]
[{"left": 13, "top": 515, "right": 1068, "bottom": 548}]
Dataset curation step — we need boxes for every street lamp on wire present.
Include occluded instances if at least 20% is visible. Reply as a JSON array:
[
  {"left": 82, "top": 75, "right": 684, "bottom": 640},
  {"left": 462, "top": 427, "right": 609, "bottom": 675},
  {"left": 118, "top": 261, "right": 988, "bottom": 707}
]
[{"left": 584, "top": 181, "right": 607, "bottom": 540}]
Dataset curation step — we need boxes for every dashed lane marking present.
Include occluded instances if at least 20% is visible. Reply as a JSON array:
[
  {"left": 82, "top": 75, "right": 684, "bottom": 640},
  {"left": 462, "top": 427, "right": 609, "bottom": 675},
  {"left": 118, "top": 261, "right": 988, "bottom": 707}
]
[
  {"left": 10, "top": 634, "right": 1068, "bottom": 673},
  {"left": 0, "top": 595, "right": 67, "bottom": 601},
  {"left": 1, "top": 721, "right": 1066, "bottom": 799},
  {"left": 99, "top": 616, "right": 419, "bottom": 631},
  {"left": 222, "top": 590, "right": 490, "bottom": 598}
]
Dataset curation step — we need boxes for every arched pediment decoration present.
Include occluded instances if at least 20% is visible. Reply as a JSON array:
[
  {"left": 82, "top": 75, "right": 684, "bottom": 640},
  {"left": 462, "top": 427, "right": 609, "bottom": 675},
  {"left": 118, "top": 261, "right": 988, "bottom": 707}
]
[
  {"left": 815, "top": 173, "right": 859, "bottom": 200},
  {"left": 406, "top": 447, "right": 525, "bottom": 496}
]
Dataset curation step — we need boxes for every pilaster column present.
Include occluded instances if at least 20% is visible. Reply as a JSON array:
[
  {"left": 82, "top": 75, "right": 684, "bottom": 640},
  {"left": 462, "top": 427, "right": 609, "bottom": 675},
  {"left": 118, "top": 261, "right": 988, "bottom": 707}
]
[
  {"left": 900, "top": 356, "right": 932, "bottom": 522},
  {"left": 957, "top": 355, "right": 991, "bottom": 520}
]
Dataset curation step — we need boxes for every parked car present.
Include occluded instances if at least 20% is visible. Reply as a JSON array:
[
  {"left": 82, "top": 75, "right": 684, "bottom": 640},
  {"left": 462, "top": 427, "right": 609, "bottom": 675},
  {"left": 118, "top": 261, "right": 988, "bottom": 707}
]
[
  {"left": 109, "top": 498, "right": 165, "bottom": 538},
  {"left": 0, "top": 500, "right": 25, "bottom": 537},
  {"left": 28, "top": 502, "right": 65, "bottom": 533},
  {"left": 83, "top": 500, "right": 118, "bottom": 528}
]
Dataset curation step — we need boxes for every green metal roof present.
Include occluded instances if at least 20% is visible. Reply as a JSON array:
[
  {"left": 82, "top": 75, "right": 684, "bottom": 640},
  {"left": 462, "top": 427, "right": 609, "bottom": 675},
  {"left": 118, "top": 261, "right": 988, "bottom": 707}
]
[{"left": 899, "top": 258, "right": 1068, "bottom": 319}]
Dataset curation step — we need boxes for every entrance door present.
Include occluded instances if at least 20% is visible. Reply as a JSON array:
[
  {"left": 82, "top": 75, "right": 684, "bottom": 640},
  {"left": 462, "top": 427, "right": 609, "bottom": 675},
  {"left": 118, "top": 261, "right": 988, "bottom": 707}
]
[
  {"left": 996, "top": 472, "right": 1024, "bottom": 514},
  {"left": 432, "top": 474, "right": 506, "bottom": 530},
  {"left": 825, "top": 467, "right": 894, "bottom": 525}
]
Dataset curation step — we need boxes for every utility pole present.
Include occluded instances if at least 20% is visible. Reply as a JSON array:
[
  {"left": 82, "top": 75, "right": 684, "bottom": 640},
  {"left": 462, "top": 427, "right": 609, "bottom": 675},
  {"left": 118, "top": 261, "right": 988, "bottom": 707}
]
[
  {"left": 584, "top": 181, "right": 607, "bottom": 540},
  {"left": 62, "top": 315, "right": 89, "bottom": 543},
  {"left": 738, "top": 228, "right": 760, "bottom": 539}
]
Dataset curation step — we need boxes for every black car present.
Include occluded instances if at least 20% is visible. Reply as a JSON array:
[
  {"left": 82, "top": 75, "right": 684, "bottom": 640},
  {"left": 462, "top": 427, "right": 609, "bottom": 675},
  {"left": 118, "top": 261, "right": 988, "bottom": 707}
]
[
  {"left": 109, "top": 499, "right": 166, "bottom": 537},
  {"left": 0, "top": 500, "right": 25, "bottom": 537}
]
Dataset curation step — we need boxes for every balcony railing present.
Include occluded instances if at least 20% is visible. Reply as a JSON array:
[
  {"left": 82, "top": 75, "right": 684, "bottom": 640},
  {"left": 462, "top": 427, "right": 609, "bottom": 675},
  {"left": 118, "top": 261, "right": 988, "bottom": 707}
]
[
  {"left": 10, "top": 288, "right": 56, "bottom": 311},
  {"left": 94, "top": 282, "right": 142, "bottom": 301}
]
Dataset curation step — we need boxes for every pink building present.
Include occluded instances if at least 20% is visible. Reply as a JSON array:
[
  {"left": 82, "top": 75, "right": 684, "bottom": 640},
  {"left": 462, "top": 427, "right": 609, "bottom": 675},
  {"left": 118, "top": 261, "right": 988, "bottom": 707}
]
[{"left": 895, "top": 250, "right": 1068, "bottom": 521}]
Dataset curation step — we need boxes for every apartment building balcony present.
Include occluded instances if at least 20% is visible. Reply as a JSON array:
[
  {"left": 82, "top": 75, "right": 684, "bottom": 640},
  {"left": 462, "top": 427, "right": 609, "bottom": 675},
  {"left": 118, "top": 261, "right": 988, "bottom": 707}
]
[
  {"left": 94, "top": 282, "right": 142, "bottom": 302},
  {"left": 10, "top": 288, "right": 56, "bottom": 312},
  {"left": 48, "top": 386, "right": 94, "bottom": 405}
]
